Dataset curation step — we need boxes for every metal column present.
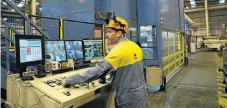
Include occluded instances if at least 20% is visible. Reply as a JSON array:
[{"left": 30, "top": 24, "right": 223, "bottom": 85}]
[
  {"left": 205, "top": 0, "right": 210, "bottom": 38},
  {"left": 59, "top": 19, "right": 64, "bottom": 39},
  {"left": 31, "top": 0, "right": 36, "bottom": 23}
]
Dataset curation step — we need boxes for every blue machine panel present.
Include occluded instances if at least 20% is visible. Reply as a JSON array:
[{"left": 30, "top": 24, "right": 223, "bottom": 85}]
[
  {"left": 42, "top": 0, "right": 95, "bottom": 39},
  {"left": 160, "top": 0, "right": 184, "bottom": 30}
]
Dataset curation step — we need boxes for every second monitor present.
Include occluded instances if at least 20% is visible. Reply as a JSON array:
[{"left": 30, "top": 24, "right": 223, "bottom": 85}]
[
  {"left": 65, "top": 40, "right": 84, "bottom": 60},
  {"left": 45, "top": 41, "right": 67, "bottom": 62},
  {"left": 83, "top": 40, "right": 103, "bottom": 60}
]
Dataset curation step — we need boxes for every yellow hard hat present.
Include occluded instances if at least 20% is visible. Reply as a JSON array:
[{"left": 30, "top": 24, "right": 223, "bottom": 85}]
[{"left": 107, "top": 17, "right": 128, "bottom": 33}]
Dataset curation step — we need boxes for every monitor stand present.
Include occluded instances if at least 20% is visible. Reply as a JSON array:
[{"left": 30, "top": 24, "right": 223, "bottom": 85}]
[
  {"left": 21, "top": 76, "right": 34, "bottom": 81},
  {"left": 34, "top": 73, "right": 46, "bottom": 78},
  {"left": 34, "top": 64, "right": 46, "bottom": 78},
  {"left": 19, "top": 66, "right": 35, "bottom": 81},
  {"left": 74, "top": 59, "right": 90, "bottom": 69},
  {"left": 19, "top": 67, "right": 26, "bottom": 78}
]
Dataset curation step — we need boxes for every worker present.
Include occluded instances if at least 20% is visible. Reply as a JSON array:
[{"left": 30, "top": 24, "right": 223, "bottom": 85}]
[
  {"left": 220, "top": 44, "right": 225, "bottom": 56},
  {"left": 62, "top": 17, "right": 148, "bottom": 108}
]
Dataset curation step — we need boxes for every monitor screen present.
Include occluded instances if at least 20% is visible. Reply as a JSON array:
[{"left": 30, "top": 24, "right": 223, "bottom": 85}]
[
  {"left": 45, "top": 41, "right": 67, "bottom": 62},
  {"left": 83, "top": 40, "right": 103, "bottom": 60},
  {"left": 15, "top": 34, "right": 45, "bottom": 74},
  {"left": 19, "top": 39, "right": 42, "bottom": 63},
  {"left": 65, "top": 41, "right": 84, "bottom": 60}
]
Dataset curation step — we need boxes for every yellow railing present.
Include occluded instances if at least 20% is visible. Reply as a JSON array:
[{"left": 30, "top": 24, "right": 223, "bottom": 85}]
[
  {"left": 162, "top": 51, "right": 183, "bottom": 61},
  {"left": 162, "top": 31, "right": 185, "bottom": 78},
  {"left": 167, "top": 62, "right": 184, "bottom": 78},
  {"left": 163, "top": 53, "right": 184, "bottom": 70}
]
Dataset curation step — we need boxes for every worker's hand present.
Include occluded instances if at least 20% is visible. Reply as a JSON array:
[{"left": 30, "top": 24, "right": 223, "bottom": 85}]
[{"left": 62, "top": 80, "right": 71, "bottom": 88}]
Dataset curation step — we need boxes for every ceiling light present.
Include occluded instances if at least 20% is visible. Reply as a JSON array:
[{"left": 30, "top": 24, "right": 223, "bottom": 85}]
[
  {"left": 190, "top": 1, "right": 195, "bottom": 5},
  {"left": 190, "top": 0, "right": 196, "bottom": 8},
  {"left": 17, "top": 2, "right": 24, "bottom": 7},
  {"left": 3, "top": 2, "right": 7, "bottom": 5},
  {"left": 219, "top": 0, "right": 225, "bottom": 3}
]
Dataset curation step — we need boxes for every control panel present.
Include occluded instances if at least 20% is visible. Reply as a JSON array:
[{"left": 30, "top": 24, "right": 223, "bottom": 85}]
[
  {"left": 29, "top": 68, "right": 111, "bottom": 107},
  {"left": 43, "top": 76, "right": 97, "bottom": 96}
]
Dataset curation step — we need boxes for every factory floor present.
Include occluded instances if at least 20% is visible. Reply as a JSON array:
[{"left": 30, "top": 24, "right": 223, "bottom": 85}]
[{"left": 148, "top": 51, "right": 224, "bottom": 108}]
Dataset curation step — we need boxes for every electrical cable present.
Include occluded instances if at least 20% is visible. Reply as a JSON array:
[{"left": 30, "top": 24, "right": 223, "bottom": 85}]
[
  {"left": 14, "top": 79, "right": 32, "bottom": 108},
  {"left": 15, "top": 80, "right": 24, "bottom": 108},
  {"left": 29, "top": 95, "right": 46, "bottom": 108}
]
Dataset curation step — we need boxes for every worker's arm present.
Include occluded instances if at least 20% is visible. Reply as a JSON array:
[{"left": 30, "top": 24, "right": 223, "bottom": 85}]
[{"left": 63, "top": 59, "right": 114, "bottom": 86}]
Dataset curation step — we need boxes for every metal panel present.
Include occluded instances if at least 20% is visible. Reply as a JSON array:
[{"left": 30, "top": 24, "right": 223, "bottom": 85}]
[
  {"left": 64, "top": 21, "right": 94, "bottom": 39},
  {"left": 42, "top": 0, "right": 95, "bottom": 39},
  {"left": 160, "top": 0, "right": 183, "bottom": 30},
  {"left": 138, "top": 0, "right": 158, "bottom": 25},
  {"left": 42, "top": 19, "right": 59, "bottom": 39}
]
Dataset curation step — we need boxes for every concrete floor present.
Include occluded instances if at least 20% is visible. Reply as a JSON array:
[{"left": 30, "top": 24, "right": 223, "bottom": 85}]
[{"left": 148, "top": 51, "right": 220, "bottom": 108}]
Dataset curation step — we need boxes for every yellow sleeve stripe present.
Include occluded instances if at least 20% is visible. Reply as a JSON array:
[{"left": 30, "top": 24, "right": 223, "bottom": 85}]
[{"left": 104, "top": 40, "right": 143, "bottom": 70}]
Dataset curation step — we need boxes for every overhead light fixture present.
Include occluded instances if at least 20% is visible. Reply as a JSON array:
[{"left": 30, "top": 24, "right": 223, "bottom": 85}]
[
  {"left": 17, "top": 2, "right": 24, "bottom": 7},
  {"left": 219, "top": 0, "right": 225, "bottom": 3},
  {"left": 190, "top": 0, "right": 196, "bottom": 8},
  {"left": 3, "top": 2, "right": 7, "bottom": 5}
]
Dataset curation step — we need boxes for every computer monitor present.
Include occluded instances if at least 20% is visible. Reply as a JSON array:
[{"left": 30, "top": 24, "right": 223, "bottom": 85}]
[
  {"left": 83, "top": 40, "right": 103, "bottom": 60},
  {"left": 65, "top": 40, "right": 84, "bottom": 60},
  {"left": 15, "top": 34, "right": 45, "bottom": 76},
  {"left": 45, "top": 40, "right": 67, "bottom": 62}
]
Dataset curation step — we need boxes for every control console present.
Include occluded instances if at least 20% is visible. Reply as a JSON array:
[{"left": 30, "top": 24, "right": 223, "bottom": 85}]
[
  {"left": 43, "top": 76, "right": 96, "bottom": 96},
  {"left": 29, "top": 68, "right": 111, "bottom": 107}
]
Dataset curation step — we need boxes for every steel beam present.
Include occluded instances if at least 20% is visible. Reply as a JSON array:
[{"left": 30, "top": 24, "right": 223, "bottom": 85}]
[
  {"left": 1, "top": 48, "right": 15, "bottom": 58},
  {"left": 184, "top": 13, "right": 196, "bottom": 27},
  {"left": 1, "top": 20, "right": 22, "bottom": 35},
  {"left": 185, "top": 4, "right": 227, "bottom": 13}
]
